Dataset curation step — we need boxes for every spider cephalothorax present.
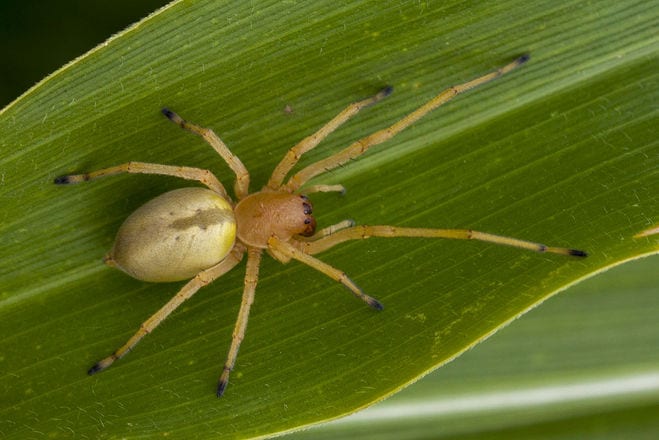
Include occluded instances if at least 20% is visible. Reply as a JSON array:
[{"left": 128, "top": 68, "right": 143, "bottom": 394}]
[{"left": 235, "top": 192, "right": 316, "bottom": 247}]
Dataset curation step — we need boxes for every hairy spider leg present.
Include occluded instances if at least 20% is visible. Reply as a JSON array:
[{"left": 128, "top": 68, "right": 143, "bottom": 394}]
[
  {"left": 54, "top": 161, "right": 229, "bottom": 200},
  {"left": 267, "top": 87, "right": 393, "bottom": 190},
  {"left": 217, "top": 247, "right": 262, "bottom": 397},
  {"left": 303, "top": 184, "right": 347, "bottom": 195},
  {"left": 268, "top": 236, "right": 384, "bottom": 310},
  {"left": 304, "top": 219, "right": 356, "bottom": 240},
  {"left": 284, "top": 55, "right": 530, "bottom": 192},
  {"left": 162, "top": 108, "right": 251, "bottom": 200},
  {"left": 295, "top": 225, "right": 588, "bottom": 258},
  {"left": 88, "top": 246, "right": 245, "bottom": 375}
]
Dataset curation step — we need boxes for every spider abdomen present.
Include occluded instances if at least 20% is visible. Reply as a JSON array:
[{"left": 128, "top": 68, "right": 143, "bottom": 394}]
[{"left": 106, "top": 187, "right": 236, "bottom": 282}]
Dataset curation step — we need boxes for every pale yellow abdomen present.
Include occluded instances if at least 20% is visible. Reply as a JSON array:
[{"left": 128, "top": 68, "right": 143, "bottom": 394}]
[{"left": 107, "top": 187, "right": 236, "bottom": 282}]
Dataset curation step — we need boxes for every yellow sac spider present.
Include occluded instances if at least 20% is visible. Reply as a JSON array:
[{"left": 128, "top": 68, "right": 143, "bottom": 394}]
[{"left": 55, "top": 54, "right": 587, "bottom": 397}]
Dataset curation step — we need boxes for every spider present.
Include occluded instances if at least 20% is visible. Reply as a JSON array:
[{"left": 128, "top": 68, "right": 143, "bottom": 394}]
[{"left": 55, "top": 54, "right": 586, "bottom": 397}]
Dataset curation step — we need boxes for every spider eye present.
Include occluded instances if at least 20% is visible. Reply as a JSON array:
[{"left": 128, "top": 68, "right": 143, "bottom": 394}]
[{"left": 300, "top": 216, "right": 316, "bottom": 236}]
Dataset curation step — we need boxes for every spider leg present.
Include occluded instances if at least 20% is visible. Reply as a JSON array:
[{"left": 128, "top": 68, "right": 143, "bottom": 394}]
[
  {"left": 267, "top": 87, "right": 392, "bottom": 190},
  {"left": 162, "top": 108, "right": 251, "bottom": 200},
  {"left": 54, "top": 161, "right": 230, "bottom": 201},
  {"left": 88, "top": 246, "right": 245, "bottom": 375},
  {"left": 296, "top": 225, "right": 588, "bottom": 257},
  {"left": 217, "top": 247, "right": 262, "bottom": 397},
  {"left": 303, "top": 184, "right": 347, "bottom": 195},
  {"left": 267, "top": 236, "right": 383, "bottom": 310},
  {"left": 284, "top": 55, "right": 530, "bottom": 192},
  {"left": 301, "top": 219, "right": 356, "bottom": 241}
]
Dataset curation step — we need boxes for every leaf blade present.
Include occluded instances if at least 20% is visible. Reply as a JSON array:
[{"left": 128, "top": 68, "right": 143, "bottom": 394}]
[{"left": 0, "top": 0, "right": 657, "bottom": 438}]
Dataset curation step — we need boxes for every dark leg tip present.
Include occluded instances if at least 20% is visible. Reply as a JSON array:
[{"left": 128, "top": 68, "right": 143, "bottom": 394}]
[
  {"left": 517, "top": 53, "right": 531, "bottom": 64},
  {"left": 53, "top": 175, "right": 71, "bottom": 184},
  {"left": 216, "top": 379, "right": 228, "bottom": 397},
  {"left": 161, "top": 107, "right": 175, "bottom": 119},
  {"left": 87, "top": 363, "right": 103, "bottom": 375},
  {"left": 368, "top": 297, "right": 384, "bottom": 311},
  {"left": 381, "top": 85, "right": 394, "bottom": 97},
  {"left": 569, "top": 249, "right": 588, "bottom": 258},
  {"left": 162, "top": 107, "right": 185, "bottom": 126}
]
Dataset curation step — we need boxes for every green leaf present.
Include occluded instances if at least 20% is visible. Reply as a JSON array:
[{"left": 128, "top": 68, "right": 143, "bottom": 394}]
[
  {"left": 1, "top": 0, "right": 656, "bottom": 438},
  {"left": 290, "top": 254, "right": 659, "bottom": 439}
]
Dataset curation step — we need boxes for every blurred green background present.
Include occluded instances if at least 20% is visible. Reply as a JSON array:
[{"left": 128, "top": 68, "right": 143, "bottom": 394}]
[
  {"left": 0, "top": 0, "right": 170, "bottom": 107},
  {"left": 2, "top": 1, "right": 657, "bottom": 438}
]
